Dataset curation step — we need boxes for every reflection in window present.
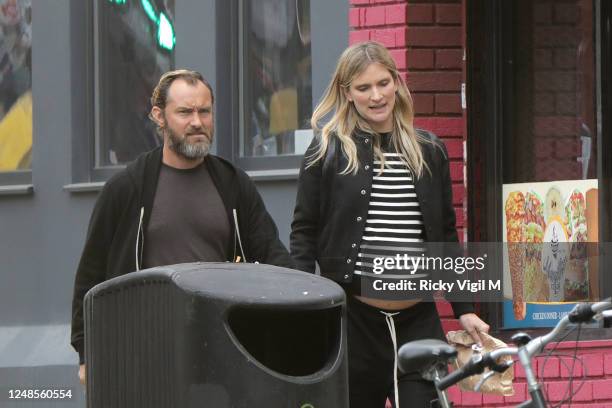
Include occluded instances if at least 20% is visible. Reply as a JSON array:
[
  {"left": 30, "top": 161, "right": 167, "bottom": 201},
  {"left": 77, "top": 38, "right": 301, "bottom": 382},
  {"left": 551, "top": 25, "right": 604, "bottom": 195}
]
[
  {"left": 241, "top": 0, "right": 312, "bottom": 157},
  {"left": 501, "top": 0, "right": 600, "bottom": 317},
  {"left": 96, "top": 0, "right": 174, "bottom": 166},
  {"left": 0, "top": 0, "right": 31, "bottom": 172},
  {"left": 504, "top": 0, "right": 596, "bottom": 183}
]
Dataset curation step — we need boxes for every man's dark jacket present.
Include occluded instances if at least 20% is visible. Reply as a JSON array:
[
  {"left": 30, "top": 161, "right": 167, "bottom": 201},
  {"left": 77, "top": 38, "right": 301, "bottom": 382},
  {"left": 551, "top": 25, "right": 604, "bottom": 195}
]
[{"left": 71, "top": 147, "right": 293, "bottom": 363}]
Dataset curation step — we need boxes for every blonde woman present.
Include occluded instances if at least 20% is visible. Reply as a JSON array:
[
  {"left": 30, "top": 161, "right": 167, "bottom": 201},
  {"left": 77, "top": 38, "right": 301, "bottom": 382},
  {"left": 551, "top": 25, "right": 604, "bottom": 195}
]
[{"left": 290, "top": 42, "right": 489, "bottom": 407}]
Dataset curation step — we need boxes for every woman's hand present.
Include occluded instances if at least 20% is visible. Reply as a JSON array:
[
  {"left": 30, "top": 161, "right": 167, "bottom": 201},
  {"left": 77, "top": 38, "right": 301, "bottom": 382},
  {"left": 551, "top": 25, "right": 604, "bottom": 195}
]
[{"left": 458, "top": 313, "right": 490, "bottom": 346}]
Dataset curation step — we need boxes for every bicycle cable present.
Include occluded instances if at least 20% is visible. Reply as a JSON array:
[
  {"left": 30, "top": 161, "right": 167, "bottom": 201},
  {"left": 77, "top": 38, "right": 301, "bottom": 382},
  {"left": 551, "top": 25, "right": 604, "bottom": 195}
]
[
  {"left": 540, "top": 324, "right": 576, "bottom": 407},
  {"left": 561, "top": 322, "right": 583, "bottom": 408},
  {"left": 548, "top": 352, "right": 586, "bottom": 408},
  {"left": 538, "top": 323, "right": 587, "bottom": 408}
]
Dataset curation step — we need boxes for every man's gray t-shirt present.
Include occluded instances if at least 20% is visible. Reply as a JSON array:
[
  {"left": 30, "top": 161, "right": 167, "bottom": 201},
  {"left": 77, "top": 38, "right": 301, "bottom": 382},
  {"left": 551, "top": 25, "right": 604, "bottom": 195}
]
[{"left": 142, "top": 161, "right": 231, "bottom": 268}]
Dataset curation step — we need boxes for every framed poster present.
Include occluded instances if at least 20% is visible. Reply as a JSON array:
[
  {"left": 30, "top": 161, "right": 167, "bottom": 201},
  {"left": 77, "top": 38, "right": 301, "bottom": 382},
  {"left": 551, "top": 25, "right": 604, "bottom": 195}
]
[{"left": 502, "top": 179, "right": 598, "bottom": 328}]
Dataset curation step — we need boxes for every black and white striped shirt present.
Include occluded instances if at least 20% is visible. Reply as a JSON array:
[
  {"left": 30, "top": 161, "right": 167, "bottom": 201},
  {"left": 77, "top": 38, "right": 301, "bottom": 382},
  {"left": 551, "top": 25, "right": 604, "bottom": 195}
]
[{"left": 350, "top": 136, "right": 427, "bottom": 294}]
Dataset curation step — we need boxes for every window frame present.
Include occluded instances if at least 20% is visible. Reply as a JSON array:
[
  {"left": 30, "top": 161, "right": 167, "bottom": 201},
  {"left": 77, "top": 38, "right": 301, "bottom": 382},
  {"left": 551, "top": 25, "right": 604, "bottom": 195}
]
[
  {"left": 599, "top": 0, "right": 612, "bottom": 301},
  {"left": 69, "top": 0, "right": 117, "bottom": 186},
  {"left": 69, "top": 0, "right": 175, "bottom": 188},
  {"left": 0, "top": 0, "right": 33, "bottom": 193},
  {"left": 0, "top": 171, "right": 33, "bottom": 194},
  {"left": 215, "top": 0, "right": 348, "bottom": 177}
]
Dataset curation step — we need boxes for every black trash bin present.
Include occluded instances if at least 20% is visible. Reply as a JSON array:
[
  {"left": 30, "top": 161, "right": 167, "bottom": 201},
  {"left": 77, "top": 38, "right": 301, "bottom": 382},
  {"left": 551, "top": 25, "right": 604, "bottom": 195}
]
[{"left": 84, "top": 262, "right": 348, "bottom": 408}]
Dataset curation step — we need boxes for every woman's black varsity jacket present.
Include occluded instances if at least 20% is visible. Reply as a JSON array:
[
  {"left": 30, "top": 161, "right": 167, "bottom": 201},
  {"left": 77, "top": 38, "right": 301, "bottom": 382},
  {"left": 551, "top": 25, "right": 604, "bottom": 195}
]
[{"left": 290, "top": 128, "right": 474, "bottom": 318}]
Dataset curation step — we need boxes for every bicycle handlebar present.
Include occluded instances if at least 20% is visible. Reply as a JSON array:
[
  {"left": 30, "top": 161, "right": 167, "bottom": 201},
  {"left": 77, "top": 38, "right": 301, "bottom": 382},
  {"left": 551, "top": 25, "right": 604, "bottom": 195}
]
[
  {"left": 568, "top": 299, "right": 611, "bottom": 323},
  {"left": 436, "top": 354, "right": 482, "bottom": 391},
  {"left": 436, "top": 350, "right": 514, "bottom": 391},
  {"left": 529, "top": 298, "right": 612, "bottom": 355},
  {"left": 436, "top": 300, "right": 612, "bottom": 391}
]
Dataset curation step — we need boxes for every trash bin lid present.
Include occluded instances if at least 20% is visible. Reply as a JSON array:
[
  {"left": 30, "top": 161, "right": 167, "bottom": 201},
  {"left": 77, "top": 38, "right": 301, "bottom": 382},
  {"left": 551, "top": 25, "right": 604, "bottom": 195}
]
[{"left": 156, "top": 262, "right": 345, "bottom": 308}]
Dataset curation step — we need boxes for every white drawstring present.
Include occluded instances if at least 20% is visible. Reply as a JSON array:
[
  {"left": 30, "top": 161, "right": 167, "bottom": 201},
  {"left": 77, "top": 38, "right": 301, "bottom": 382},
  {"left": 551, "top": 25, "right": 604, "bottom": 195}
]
[
  {"left": 232, "top": 209, "right": 247, "bottom": 262},
  {"left": 135, "top": 207, "right": 144, "bottom": 271},
  {"left": 381, "top": 311, "right": 401, "bottom": 408}
]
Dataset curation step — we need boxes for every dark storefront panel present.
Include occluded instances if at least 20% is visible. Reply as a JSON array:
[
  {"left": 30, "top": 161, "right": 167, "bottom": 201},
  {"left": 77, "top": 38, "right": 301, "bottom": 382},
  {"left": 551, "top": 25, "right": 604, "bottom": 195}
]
[
  {"left": 467, "top": 0, "right": 612, "bottom": 330},
  {"left": 503, "top": 0, "right": 597, "bottom": 184}
]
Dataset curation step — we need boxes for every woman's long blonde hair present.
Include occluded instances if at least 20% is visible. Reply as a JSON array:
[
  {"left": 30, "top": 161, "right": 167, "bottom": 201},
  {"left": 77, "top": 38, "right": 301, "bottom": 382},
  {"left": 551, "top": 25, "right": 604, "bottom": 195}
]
[{"left": 307, "top": 41, "right": 430, "bottom": 177}]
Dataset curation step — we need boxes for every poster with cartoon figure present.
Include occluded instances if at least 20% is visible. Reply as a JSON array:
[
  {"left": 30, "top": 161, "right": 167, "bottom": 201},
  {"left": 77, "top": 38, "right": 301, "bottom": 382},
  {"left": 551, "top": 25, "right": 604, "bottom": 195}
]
[{"left": 502, "top": 179, "right": 598, "bottom": 328}]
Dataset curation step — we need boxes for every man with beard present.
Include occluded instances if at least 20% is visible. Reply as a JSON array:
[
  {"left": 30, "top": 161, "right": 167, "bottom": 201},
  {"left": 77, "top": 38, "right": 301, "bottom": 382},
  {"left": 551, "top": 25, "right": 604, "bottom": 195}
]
[{"left": 70, "top": 70, "right": 293, "bottom": 384}]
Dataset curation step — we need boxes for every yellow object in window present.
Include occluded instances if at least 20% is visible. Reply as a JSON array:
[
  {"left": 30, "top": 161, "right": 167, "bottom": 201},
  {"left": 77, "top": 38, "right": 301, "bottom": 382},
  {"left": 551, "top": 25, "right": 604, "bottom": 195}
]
[
  {"left": 0, "top": 91, "right": 32, "bottom": 171},
  {"left": 269, "top": 87, "right": 298, "bottom": 135}
]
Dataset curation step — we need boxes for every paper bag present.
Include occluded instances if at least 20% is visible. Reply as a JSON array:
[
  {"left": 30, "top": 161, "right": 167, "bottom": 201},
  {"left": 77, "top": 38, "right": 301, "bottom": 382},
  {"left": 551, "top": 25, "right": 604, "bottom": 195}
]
[{"left": 446, "top": 330, "right": 515, "bottom": 396}]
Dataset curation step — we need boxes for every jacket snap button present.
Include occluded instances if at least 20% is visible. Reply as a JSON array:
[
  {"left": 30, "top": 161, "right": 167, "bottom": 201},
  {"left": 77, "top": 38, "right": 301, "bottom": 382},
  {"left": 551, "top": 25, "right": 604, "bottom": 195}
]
[
  {"left": 346, "top": 258, "right": 352, "bottom": 264},
  {"left": 351, "top": 243, "right": 357, "bottom": 248},
  {"left": 360, "top": 189, "right": 366, "bottom": 195},
  {"left": 365, "top": 165, "right": 370, "bottom": 170},
  {"left": 344, "top": 274, "right": 350, "bottom": 279},
  {"left": 356, "top": 216, "right": 362, "bottom": 222},
  {"left": 365, "top": 138, "right": 369, "bottom": 143}
]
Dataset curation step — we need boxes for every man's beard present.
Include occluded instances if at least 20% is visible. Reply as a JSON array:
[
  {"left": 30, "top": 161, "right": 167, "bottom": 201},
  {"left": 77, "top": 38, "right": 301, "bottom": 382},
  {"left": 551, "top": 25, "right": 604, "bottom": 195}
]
[{"left": 165, "top": 126, "right": 212, "bottom": 160}]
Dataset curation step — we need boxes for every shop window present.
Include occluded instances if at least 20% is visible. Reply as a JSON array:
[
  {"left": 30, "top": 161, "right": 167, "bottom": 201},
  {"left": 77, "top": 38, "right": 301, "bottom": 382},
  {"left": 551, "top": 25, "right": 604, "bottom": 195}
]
[
  {"left": 0, "top": 0, "right": 32, "bottom": 185},
  {"left": 94, "top": 0, "right": 174, "bottom": 168},
  {"left": 500, "top": 0, "right": 600, "bottom": 328},
  {"left": 238, "top": 0, "right": 313, "bottom": 162},
  {"left": 503, "top": 0, "right": 597, "bottom": 184},
  {"left": 468, "top": 0, "right": 611, "bottom": 330}
]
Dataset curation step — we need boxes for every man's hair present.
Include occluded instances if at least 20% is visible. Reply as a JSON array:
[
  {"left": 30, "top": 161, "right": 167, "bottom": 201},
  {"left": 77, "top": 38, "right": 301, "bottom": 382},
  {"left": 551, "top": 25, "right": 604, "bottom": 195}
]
[{"left": 150, "top": 69, "right": 214, "bottom": 111}]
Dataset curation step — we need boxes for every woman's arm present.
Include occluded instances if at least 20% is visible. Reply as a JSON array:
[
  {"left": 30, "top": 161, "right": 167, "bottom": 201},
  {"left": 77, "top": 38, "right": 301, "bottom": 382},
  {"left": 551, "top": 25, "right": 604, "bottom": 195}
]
[{"left": 290, "top": 139, "right": 324, "bottom": 273}]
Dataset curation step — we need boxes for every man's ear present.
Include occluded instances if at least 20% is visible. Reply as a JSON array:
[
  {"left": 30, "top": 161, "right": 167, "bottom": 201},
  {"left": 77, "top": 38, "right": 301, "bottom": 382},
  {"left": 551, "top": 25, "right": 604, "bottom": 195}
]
[{"left": 150, "top": 106, "right": 165, "bottom": 128}]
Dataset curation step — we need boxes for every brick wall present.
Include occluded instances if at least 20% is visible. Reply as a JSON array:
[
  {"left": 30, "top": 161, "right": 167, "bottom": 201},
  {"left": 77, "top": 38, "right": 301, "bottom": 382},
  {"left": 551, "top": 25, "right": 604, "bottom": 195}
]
[{"left": 449, "top": 340, "right": 612, "bottom": 407}]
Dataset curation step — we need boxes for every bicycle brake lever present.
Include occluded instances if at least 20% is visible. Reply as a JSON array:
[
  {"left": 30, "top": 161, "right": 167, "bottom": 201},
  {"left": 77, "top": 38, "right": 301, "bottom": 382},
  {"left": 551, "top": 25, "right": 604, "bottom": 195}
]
[
  {"left": 474, "top": 371, "right": 496, "bottom": 392},
  {"left": 590, "top": 310, "right": 612, "bottom": 323}
]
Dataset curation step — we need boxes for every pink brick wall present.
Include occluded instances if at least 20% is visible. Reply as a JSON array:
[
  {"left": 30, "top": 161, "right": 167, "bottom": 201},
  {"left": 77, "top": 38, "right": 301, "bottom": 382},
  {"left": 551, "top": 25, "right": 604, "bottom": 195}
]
[
  {"left": 349, "top": 0, "right": 466, "bottom": 242},
  {"left": 449, "top": 340, "right": 612, "bottom": 407}
]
